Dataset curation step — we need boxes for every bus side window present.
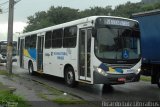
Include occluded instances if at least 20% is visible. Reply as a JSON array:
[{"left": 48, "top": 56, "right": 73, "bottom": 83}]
[
  {"left": 45, "top": 31, "right": 52, "bottom": 49},
  {"left": 25, "top": 36, "right": 31, "bottom": 49},
  {"left": 63, "top": 26, "right": 77, "bottom": 48},
  {"left": 30, "top": 34, "right": 37, "bottom": 48},
  {"left": 52, "top": 29, "right": 63, "bottom": 48}
]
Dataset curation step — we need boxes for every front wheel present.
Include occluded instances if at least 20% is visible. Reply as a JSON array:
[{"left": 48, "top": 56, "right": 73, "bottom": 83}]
[
  {"left": 102, "top": 84, "right": 114, "bottom": 93},
  {"left": 64, "top": 67, "right": 76, "bottom": 87}
]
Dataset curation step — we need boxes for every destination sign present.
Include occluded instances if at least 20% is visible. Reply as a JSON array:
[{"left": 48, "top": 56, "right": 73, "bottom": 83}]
[
  {"left": 104, "top": 19, "right": 130, "bottom": 27},
  {"left": 96, "top": 17, "right": 138, "bottom": 28}
]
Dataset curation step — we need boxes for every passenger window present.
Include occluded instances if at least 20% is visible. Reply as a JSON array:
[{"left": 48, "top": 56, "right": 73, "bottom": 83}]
[
  {"left": 45, "top": 31, "right": 52, "bottom": 48},
  {"left": 25, "top": 36, "right": 31, "bottom": 49},
  {"left": 63, "top": 26, "right": 77, "bottom": 48},
  {"left": 52, "top": 29, "right": 63, "bottom": 48},
  {"left": 30, "top": 34, "right": 37, "bottom": 48}
]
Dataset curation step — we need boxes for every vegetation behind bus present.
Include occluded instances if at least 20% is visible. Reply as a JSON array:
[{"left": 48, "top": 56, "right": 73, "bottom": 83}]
[{"left": 24, "top": 2, "right": 160, "bottom": 32}]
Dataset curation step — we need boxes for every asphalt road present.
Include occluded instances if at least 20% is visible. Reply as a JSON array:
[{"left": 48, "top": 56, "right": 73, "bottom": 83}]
[
  {"left": 1, "top": 63, "right": 159, "bottom": 106},
  {"left": 11, "top": 63, "right": 160, "bottom": 100}
]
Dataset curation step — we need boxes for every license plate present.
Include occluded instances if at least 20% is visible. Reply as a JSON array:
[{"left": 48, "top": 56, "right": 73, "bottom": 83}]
[
  {"left": 118, "top": 78, "right": 126, "bottom": 82},
  {"left": 127, "top": 69, "right": 135, "bottom": 73}
]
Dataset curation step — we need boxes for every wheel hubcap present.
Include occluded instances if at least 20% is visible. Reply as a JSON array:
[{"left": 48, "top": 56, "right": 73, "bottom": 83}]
[
  {"left": 30, "top": 67, "right": 32, "bottom": 72},
  {"left": 29, "top": 65, "right": 32, "bottom": 73},
  {"left": 67, "top": 71, "right": 73, "bottom": 84}
]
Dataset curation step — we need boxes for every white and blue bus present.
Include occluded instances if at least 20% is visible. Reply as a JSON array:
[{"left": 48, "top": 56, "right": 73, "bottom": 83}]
[{"left": 17, "top": 16, "right": 141, "bottom": 87}]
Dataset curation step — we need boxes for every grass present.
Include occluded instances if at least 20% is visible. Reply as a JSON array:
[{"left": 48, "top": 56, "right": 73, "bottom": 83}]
[
  {"left": 0, "top": 84, "right": 30, "bottom": 107},
  {"left": 0, "top": 70, "right": 20, "bottom": 78},
  {"left": 0, "top": 70, "right": 30, "bottom": 107},
  {"left": 52, "top": 97, "right": 87, "bottom": 105},
  {"left": 140, "top": 75, "right": 151, "bottom": 82},
  {"left": 0, "top": 70, "right": 87, "bottom": 105},
  {"left": 38, "top": 92, "right": 86, "bottom": 105},
  {"left": 0, "top": 70, "right": 10, "bottom": 76},
  {"left": 35, "top": 80, "right": 86, "bottom": 105}
]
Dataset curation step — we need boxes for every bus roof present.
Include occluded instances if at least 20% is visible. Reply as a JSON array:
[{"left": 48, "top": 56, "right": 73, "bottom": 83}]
[{"left": 19, "top": 16, "right": 137, "bottom": 37}]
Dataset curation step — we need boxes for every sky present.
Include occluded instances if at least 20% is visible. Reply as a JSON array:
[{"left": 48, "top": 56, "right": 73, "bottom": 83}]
[{"left": 0, "top": 0, "right": 141, "bottom": 40}]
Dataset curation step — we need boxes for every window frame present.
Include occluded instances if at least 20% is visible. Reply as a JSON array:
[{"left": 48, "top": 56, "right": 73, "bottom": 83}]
[
  {"left": 30, "top": 34, "right": 37, "bottom": 48},
  {"left": 25, "top": 35, "right": 31, "bottom": 49},
  {"left": 45, "top": 31, "right": 52, "bottom": 49},
  {"left": 63, "top": 26, "right": 77, "bottom": 48},
  {"left": 52, "top": 29, "right": 63, "bottom": 48}
]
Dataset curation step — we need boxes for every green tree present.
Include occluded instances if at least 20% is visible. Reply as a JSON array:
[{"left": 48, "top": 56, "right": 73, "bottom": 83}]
[
  {"left": 24, "top": 6, "right": 79, "bottom": 32},
  {"left": 141, "top": 2, "right": 160, "bottom": 11},
  {"left": 47, "top": 6, "right": 79, "bottom": 25},
  {"left": 80, "top": 6, "right": 112, "bottom": 17},
  {"left": 113, "top": 2, "right": 160, "bottom": 18},
  {"left": 24, "top": 11, "right": 49, "bottom": 32},
  {"left": 23, "top": 2, "right": 160, "bottom": 32},
  {"left": 113, "top": 2, "right": 142, "bottom": 18}
]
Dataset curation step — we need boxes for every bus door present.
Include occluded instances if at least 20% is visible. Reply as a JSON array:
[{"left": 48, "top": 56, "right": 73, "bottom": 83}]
[
  {"left": 37, "top": 35, "right": 44, "bottom": 72},
  {"left": 79, "top": 28, "right": 92, "bottom": 81},
  {"left": 20, "top": 39, "right": 24, "bottom": 68}
]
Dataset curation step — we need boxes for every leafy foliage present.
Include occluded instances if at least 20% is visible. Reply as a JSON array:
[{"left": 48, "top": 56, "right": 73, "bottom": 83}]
[
  {"left": 24, "top": 2, "right": 160, "bottom": 32},
  {"left": 24, "top": 7, "right": 79, "bottom": 32}
]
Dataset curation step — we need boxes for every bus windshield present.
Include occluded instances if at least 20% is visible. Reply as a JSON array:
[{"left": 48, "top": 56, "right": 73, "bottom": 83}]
[{"left": 95, "top": 27, "right": 140, "bottom": 63}]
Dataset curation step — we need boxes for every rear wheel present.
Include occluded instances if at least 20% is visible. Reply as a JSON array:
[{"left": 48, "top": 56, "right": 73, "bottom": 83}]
[
  {"left": 28, "top": 62, "right": 34, "bottom": 75},
  {"left": 64, "top": 66, "right": 76, "bottom": 87}
]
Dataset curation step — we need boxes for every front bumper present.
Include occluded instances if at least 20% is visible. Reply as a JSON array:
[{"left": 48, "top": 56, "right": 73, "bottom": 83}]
[{"left": 93, "top": 71, "right": 140, "bottom": 85}]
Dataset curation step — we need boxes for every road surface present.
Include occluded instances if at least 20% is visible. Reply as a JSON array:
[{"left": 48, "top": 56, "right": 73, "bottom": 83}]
[{"left": 1, "top": 63, "right": 160, "bottom": 106}]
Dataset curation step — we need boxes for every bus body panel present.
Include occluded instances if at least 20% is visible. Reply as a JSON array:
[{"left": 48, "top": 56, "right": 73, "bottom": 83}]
[{"left": 43, "top": 48, "right": 78, "bottom": 77}]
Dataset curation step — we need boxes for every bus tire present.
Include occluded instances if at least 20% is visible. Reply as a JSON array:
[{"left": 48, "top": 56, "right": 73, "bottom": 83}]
[
  {"left": 64, "top": 66, "right": 76, "bottom": 87},
  {"left": 103, "top": 84, "right": 114, "bottom": 93},
  {"left": 28, "top": 62, "right": 34, "bottom": 75}
]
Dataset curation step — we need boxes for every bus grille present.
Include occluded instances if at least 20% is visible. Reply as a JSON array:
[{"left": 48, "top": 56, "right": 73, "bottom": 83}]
[{"left": 107, "top": 64, "right": 135, "bottom": 69}]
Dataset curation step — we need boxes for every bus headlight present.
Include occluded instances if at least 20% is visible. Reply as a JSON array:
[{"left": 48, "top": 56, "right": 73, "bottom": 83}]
[
  {"left": 135, "top": 68, "right": 141, "bottom": 74},
  {"left": 96, "top": 68, "right": 107, "bottom": 76}
]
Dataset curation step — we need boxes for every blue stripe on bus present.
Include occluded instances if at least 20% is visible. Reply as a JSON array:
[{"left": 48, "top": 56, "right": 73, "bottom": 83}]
[{"left": 28, "top": 48, "right": 36, "bottom": 60}]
